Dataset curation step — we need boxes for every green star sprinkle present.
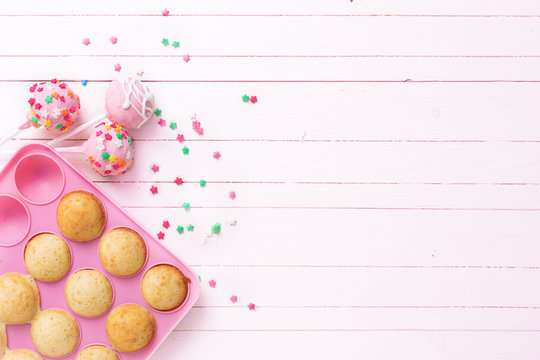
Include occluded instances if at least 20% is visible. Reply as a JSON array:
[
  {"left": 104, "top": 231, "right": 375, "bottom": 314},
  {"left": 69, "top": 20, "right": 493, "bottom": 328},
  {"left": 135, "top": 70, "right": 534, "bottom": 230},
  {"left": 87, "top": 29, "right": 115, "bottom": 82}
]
[
  {"left": 199, "top": 179, "right": 206, "bottom": 187},
  {"left": 176, "top": 226, "right": 184, "bottom": 234},
  {"left": 242, "top": 94, "right": 250, "bottom": 102},
  {"left": 182, "top": 146, "right": 189, "bottom": 155},
  {"left": 45, "top": 95, "right": 53, "bottom": 104},
  {"left": 55, "top": 124, "right": 63, "bottom": 130},
  {"left": 211, "top": 222, "right": 222, "bottom": 234},
  {"left": 182, "top": 202, "right": 190, "bottom": 211},
  {"left": 116, "top": 133, "right": 122, "bottom": 139},
  {"left": 127, "top": 137, "right": 132, "bottom": 145},
  {"left": 154, "top": 108, "right": 162, "bottom": 116},
  {"left": 161, "top": 38, "right": 169, "bottom": 46},
  {"left": 172, "top": 41, "right": 180, "bottom": 48},
  {"left": 102, "top": 152, "right": 110, "bottom": 160},
  {"left": 30, "top": 116, "right": 38, "bottom": 124},
  {"left": 198, "top": 276, "right": 201, "bottom": 282},
  {"left": 187, "top": 224, "right": 194, "bottom": 231},
  {"left": 169, "top": 122, "right": 177, "bottom": 130}
]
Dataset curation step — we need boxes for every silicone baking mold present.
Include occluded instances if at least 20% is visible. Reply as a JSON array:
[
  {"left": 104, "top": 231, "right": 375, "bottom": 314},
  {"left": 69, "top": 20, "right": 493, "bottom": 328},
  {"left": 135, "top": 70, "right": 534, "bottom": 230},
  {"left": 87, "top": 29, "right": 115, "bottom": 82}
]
[{"left": 0, "top": 143, "right": 200, "bottom": 359}]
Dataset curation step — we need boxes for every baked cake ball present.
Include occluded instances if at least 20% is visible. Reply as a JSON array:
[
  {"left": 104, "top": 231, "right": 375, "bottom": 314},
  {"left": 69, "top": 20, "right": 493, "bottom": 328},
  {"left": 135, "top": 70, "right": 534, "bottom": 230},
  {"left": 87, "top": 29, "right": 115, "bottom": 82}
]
[
  {"left": 27, "top": 79, "right": 80, "bottom": 133},
  {"left": 0, "top": 273, "right": 40, "bottom": 324},
  {"left": 57, "top": 190, "right": 106, "bottom": 242},
  {"left": 142, "top": 265, "right": 188, "bottom": 311},
  {"left": 65, "top": 269, "right": 113, "bottom": 317},
  {"left": 25, "top": 233, "right": 71, "bottom": 282},
  {"left": 0, "top": 324, "right": 6, "bottom": 358},
  {"left": 99, "top": 228, "right": 146, "bottom": 277},
  {"left": 106, "top": 304, "right": 156, "bottom": 353},
  {"left": 76, "top": 345, "right": 118, "bottom": 360},
  {"left": 31, "top": 309, "right": 80, "bottom": 358},
  {"left": 4, "top": 349, "right": 43, "bottom": 360}
]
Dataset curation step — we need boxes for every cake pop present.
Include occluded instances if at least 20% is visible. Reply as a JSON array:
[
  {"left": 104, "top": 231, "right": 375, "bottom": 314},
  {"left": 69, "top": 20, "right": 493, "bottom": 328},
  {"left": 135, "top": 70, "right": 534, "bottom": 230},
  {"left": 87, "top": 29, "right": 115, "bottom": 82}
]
[{"left": 48, "top": 77, "right": 154, "bottom": 147}]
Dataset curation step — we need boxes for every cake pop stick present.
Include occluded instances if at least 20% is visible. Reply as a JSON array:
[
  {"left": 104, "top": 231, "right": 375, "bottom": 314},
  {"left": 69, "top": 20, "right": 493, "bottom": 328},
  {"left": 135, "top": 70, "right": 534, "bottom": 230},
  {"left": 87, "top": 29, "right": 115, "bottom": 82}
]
[
  {"left": 0, "top": 79, "right": 81, "bottom": 147},
  {"left": 48, "top": 78, "right": 154, "bottom": 147}
]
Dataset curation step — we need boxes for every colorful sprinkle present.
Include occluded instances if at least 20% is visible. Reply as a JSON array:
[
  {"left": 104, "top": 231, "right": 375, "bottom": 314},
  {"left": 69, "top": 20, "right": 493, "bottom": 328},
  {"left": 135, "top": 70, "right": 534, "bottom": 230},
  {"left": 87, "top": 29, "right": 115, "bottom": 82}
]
[
  {"left": 45, "top": 95, "right": 53, "bottom": 104},
  {"left": 176, "top": 226, "right": 184, "bottom": 234},
  {"left": 109, "top": 36, "right": 118, "bottom": 44},
  {"left": 182, "top": 202, "right": 191, "bottom": 211},
  {"left": 250, "top": 96, "right": 258, "bottom": 104},
  {"left": 182, "top": 146, "right": 189, "bottom": 155},
  {"left": 213, "top": 151, "right": 221, "bottom": 159},
  {"left": 242, "top": 94, "right": 250, "bottom": 102},
  {"left": 127, "top": 137, "right": 132, "bottom": 145},
  {"left": 211, "top": 222, "right": 221, "bottom": 234},
  {"left": 154, "top": 108, "right": 162, "bottom": 116},
  {"left": 163, "top": 221, "right": 170, "bottom": 229},
  {"left": 150, "top": 185, "right": 158, "bottom": 194},
  {"left": 81, "top": 80, "right": 88, "bottom": 86},
  {"left": 157, "top": 231, "right": 165, "bottom": 240},
  {"left": 101, "top": 152, "right": 110, "bottom": 160},
  {"left": 229, "top": 191, "right": 236, "bottom": 200},
  {"left": 187, "top": 224, "right": 194, "bottom": 231},
  {"left": 158, "top": 118, "right": 166, "bottom": 127},
  {"left": 208, "top": 279, "right": 216, "bottom": 288},
  {"left": 183, "top": 55, "right": 191, "bottom": 62},
  {"left": 151, "top": 164, "right": 160, "bottom": 173},
  {"left": 199, "top": 179, "right": 206, "bottom": 187},
  {"left": 230, "top": 295, "right": 238, "bottom": 303},
  {"left": 161, "top": 38, "right": 169, "bottom": 46},
  {"left": 172, "top": 41, "right": 180, "bottom": 48},
  {"left": 176, "top": 134, "right": 185, "bottom": 142},
  {"left": 169, "top": 122, "right": 177, "bottom": 130},
  {"left": 174, "top": 177, "right": 183, "bottom": 185},
  {"left": 82, "top": 38, "right": 90, "bottom": 46},
  {"left": 247, "top": 303, "right": 255, "bottom": 311},
  {"left": 114, "top": 63, "right": 122, "bottom": 72},
  {"left": 55, "top": 124, "right": 63, "bottom": 130},
  {"left": 161, "top": 8, "right": 170, "bottom": 16}
]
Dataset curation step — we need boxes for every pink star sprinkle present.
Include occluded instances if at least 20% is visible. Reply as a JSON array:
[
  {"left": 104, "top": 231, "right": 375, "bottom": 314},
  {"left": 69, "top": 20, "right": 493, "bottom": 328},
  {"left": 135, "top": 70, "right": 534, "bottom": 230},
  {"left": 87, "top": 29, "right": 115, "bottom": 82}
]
[
  {"left": 109, "top": 36, "right": 117, "bottom": 44},
  {"left": 150, "top": 186, "right": 158, "bottom": 194},
  {"left": 247, "top": 303, "right": 255, "bottom": 311},
  {"left": 114, "top": 63, "right": 122, "bottom": 72},
  {"left": 161, "top": 8, "right": 170, "bottom": 16},
  {"left": 174, "top": 177, "right": 183, "bottom": 185},
  {"left": 249, "top": 96, "right": 258, "bottom": 104},
  {"left": 230, "top": 295, "right": 238, "bottom": 303},
  {"left": 229, "top": 191, "right": 236, "bottom": 200},
  {"left": 176, "top": 134, "right": 185, "bottom": 142},
  {"left": 163, "top": 221, "right": 170, "bottom": 229},
  {"left": 213, "top": 151, "right": 221, "bottom": 159},
  {"left": 157, "top": 231, "right": 165, "bottom": 240},
  {"left": 151, "top": 164, "right": 160, "bottom": 173},
  {"left": 183, "top": 55, "right": 191, "bottom": 62},
  {"left": 82, "top": 38, "right": 90, "bottom": 46},
  {"left": 208, "top": 279, "right": 216, "bottom": 288},
  {"left": 158, "top": 118, "right": 166, "bottom": 127}
]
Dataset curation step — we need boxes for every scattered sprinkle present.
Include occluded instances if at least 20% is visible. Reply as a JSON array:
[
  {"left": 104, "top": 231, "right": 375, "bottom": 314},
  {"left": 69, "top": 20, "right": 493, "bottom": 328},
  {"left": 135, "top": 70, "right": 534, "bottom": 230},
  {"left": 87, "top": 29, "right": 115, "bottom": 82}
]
[
  {"left": 230, "top": 295, "right": 238, "bottom": 303},
  {"left": 182, "top": 146, "right": 189, "bottom": 155},
  {"left": 109, "top": 36, "right": 117, "bottom": 44},
  {"left": 211, "top": 222, "right": 222, "bottom": 234},
  {"left": 163, "top": 221, "right": 170, "bottom": 229},
  {"left": 161, "top": 38, "right": 169, "bottom": 46},
  {"left": 176, "top": 226, "right": 184, "bottom": 234},
  {"left": 182, "top": 202, "right": 191, "bottom": 211},
  {"left": 161, "top": 8, "right": 170, "bottom": 16},
  {"left": 228, "top": 218, "right": 237, "bottom": 226},
  {"left": 187, "top": 224, "right": 194, "bottom": 231},
  {"left": 199, "top": 179, "right": 206, "bottom": 187},
  {"left": 157, "top": 231, "right": 165, "bottom": 240},
  {"left": 213, "top": 151, "right": 221, "bottom": 159},
  {"left": 247, "top": 303, "right": 255, "bottom": 311},
  {"left": 114, "top": 63, "right": 122, "bottom": 72},
  {"left": 198, "top": 276, "right": 201, "bottom": 282},
  {"left": 172, "top": 41, "right": 180, "bottom": 48},
  {"left": 229, "top": 191, "right": 236, "bottom": 200},
  {"left": 169, "top": 122, "right": 177, "bottom": 130},
  {"left": 158, "top": 118, "right": 166, "bottom": 127},
  {"left": 45, "top": 95, "right": 52, "bottom": 104},
  {"left": 208, "top": 279, "right": 216, "bottom": 288},
  {"left": 183, "top": 55, "right": 191, "bottom": 62},
  {"left": 192, "top": 120, "right": 203, "bottom": 135},
  {"left": 154, "top": 108, "right": 162, "bottom": 116},
  {"left": 101, "top": 152, "right": 110, "bottom": 160},
  {"left": 150, "top": 185, "right": 158, "bottom": 194},
  {"left": 151, "top": 164, "right": 160, "bottom": 173},
  {"left": 176, "top": 134, "right": 185, "bottom": 142},
  {"left": 250, "top": 96, "right": 258, "bottom": 104},
  {"left": 242, "top": 94, "right": 250, "bottom": 102},
  {"left": 174, "top": 177, "right": 183, "bottom": 185},
  {"left": 82, "top": 38, "right": 90, "bottom": 46},
  {"left": 81, "top": 80, "right": 88, "bottom": 86}
]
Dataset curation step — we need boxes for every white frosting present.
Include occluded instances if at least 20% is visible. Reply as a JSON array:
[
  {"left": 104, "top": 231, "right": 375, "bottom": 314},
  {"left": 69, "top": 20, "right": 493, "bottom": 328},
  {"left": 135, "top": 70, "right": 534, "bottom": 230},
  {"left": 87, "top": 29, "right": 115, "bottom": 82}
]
[{"left": 120, "top": 78, "right": 155, "bottom": 129}]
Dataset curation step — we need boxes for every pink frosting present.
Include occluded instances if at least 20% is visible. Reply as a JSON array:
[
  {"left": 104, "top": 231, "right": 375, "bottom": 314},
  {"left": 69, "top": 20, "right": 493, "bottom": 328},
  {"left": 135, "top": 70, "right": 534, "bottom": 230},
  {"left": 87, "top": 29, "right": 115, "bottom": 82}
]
[
  {"left": 27, "top": 79, "right": 80, "bottom": 133},
  {"left": 105, "top": 78, "right": 155, "bottom": 129},
  {"left": 83, "top": 121, "right": 135, "bottom": 176}
]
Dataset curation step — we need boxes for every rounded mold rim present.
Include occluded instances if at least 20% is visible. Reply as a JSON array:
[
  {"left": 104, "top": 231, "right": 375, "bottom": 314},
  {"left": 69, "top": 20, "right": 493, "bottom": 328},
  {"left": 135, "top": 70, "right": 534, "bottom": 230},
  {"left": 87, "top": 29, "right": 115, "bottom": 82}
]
[
  {"left": 0, "top": 193, "right": 31, "bottom": 247},
  {"left": 13, "top": 152, "right": 66, "bottom": 206}
]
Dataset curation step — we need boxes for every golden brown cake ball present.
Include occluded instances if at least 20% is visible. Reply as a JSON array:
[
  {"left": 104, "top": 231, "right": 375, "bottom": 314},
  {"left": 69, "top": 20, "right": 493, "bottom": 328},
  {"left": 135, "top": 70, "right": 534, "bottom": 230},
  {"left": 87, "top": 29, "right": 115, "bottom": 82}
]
[
  {"left": 4, "top": 349, "right": 43, "bottom": 360},
  {"left": 0, "top": 273, "right": 40, "bottom": 324},
  {"left": 142, "top": 265, "right": 189, "bottom": 311},
  {"left": 75, "top": 345, "right": 119, "bottom": 360},
  {"left": 65, "top": 269, "right": 113, "bottom": 317},
  {"left": 31, "top": 309, "right": 80, "bottom": 358},
  {"left": 99, "top": 228, "right": 146, "bottom": 277},
  {"left": 25, "top": 233, "right": 71, "bottom": 282},
  {"left": 106, "top": 304, "right": 156, "bottom": 352},
  {"left": 56, "top": 190, "right": 106, "bottom": 242},
  {"left": 0, "top": 324, "right": 6, "bottom": 358}
]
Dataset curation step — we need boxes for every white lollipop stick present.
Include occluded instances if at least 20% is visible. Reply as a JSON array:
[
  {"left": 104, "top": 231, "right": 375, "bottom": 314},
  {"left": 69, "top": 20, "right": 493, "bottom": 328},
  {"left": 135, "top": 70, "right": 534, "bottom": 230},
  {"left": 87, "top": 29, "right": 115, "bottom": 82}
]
[
  {"left": 48, "top": 114, "right": 105, "bottom": 147},
  {"left": 0, "top": 123, "right": 29, "bottom": 147}
]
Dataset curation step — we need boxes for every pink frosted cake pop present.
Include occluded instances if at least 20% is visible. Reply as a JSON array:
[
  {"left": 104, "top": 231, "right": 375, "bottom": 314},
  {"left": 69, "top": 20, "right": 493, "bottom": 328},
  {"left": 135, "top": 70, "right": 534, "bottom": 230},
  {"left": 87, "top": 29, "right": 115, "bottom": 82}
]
[
  {"left": 83, "top": 121, "right": 134, "bottom": 176},
  {"left": 27, "top": 79, "right": 80, "bottom": 133},
  {"left": 105, "top": 78, "right": 155, "bottom": 129}
]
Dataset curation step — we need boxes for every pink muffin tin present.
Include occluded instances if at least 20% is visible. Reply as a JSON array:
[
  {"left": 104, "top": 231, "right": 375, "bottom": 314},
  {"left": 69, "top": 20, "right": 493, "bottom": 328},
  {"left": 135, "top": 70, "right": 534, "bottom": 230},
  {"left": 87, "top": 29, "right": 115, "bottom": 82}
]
[{"left": 0, "top": 143, "right": 200, "bottom": 359}]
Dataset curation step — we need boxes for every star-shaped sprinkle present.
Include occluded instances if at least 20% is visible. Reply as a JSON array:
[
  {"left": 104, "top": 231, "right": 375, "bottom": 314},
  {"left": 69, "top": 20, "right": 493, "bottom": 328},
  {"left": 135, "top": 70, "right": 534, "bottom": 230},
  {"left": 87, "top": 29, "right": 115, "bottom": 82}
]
[
  {"left": 174, "top": 177, "right": 183, "bottom": 185},
  {"left": 229, "top": 191, "right": 236, "bottom": 200},
  {"left": 114, "top": 63, "right": 122, "bottom": 72},
  {"left": 208, "top": 279, "right": 216, "bottom": 288},
  {"left": 187, "top": 224, "right": 194, "bottom": 231},
  {"left": 230, "top": 295, "right": 238, "bottom": 303},
  {"left": 55, "top": 124, "right": 63, "bottom": 130},
  {"left": 154, "top": 108, "right": 162, "bottom": 116},
  {"left": 176, "top": 134, "right": 185, "bottom": 142},
  {"left": 211, "top": 222, "right": 221, "bottom": 234},
  {"left": 161, "top": 8, "right": 170, "bottom": 16},
  {"left": 158, "top": 118, "right": 166, "bottom": 127},
  {"left": 82, "top": 38, "right": 90, "bottom": 46},
  {"left": 82, "top": 80, "right": 87, "bottom": 86},
  {"left": 183, "top": 54, "right": 191, "bottom": 62},
  {"left": 115, "top": 139, "right": 123, "bottom": 147},
  {"left": 199, "top": 179, "right": 206, "bottom": 187},
  {"left": 213, "top": 151, "right": 221, "bottom": 159},
  {"left": 242, "top": 94, "right": 250, "bottom": 102},
  {"left": 163, "top": 221, "right": 170, "bottom": 229},
  {"left": 250, "top": 96, "right": 258, "bottom": 103},
  {"left": 151, "top": 164, "right": 160, "bottom": 173},
  {"left": 150, "top": 185, "right": 158, "bottom": 194},
  {"left": 172, "top": 41, "right": 180, "bottom": 48},
  {"left": 161, "top": 38, "right": 169, "bottom": 46},
  {"left": 127, "top": 137, "right": 132, "bottom": 145},
  {"left": 182, "top": 146, "right": 189, "bottom": 155},
  {"left": 247, "top": 303, "right": 255, "bottom": 311},
  {"left": 109, "top": 36, "right": 117, "bottom": 44},
  {"left": 40, "top": 109, "right": 49, "bottom": 118},
  {"left": 45, "top": 95, "right": 52, "bottom": 104},
  {"left": 101, "top": 152, "right": 110, "bottom": 160},
  {"left": 109, "top": 155, "right": 117, "bottom": 162},
  {"left": 53, "top": 108, "right": 61, "bottom": 118},
  {"left": 182, "top": 202, "right": 190, "bottom": 211},
  {"left": 44, "top": 120, "right": 52, "bottom": 127},
  {"left": 176, "top": 226, "right": 184, "bottom": 234},
  {"left": 157, "top": 231, "right": 165, "bottom": 240},
  {"left": 169, "top": 122, "right": 177, "bottom": 129}
]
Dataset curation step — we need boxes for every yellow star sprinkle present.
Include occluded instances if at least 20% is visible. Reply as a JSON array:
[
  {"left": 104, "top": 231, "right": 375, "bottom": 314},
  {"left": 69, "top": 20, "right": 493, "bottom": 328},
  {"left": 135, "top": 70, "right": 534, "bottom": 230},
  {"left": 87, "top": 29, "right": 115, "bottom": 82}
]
[
  {"left": 44, "top": 120, "right": 52, "bottom": 127},
  {"left": 109, "top": 155, "right": 117, "bottom": 162}
]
